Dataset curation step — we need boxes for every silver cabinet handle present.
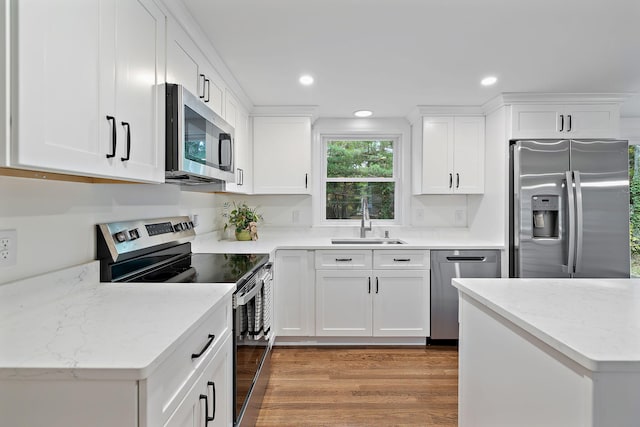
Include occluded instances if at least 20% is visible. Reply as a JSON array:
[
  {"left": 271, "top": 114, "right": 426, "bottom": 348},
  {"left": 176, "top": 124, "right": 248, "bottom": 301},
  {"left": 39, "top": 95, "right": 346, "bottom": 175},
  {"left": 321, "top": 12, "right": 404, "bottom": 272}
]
[
  {"left": 393, "top": 258, "right": 411, "bottom": 262},
  {"left": 456, "top": 173, "right": 460, "bottom": 188},
  {"left": 449, "top": 173, "right": 453, "bottom": 188},
  {"left": 567, "top": 114, "right": 572, "bottom": 132},
  {"left": 335, "top": 258, "right": 352, "bottom": 262},
  {"left": 559, "top": 114, "right": 564, "bottom": 132}
]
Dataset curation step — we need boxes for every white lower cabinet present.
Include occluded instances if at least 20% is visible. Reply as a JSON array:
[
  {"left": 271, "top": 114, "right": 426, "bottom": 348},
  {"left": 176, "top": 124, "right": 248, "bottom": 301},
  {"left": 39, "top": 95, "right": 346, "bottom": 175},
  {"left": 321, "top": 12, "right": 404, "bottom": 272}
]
[
  {"left": 0, "top": 297, "right": 233, "bottom": 427},
  {"left": 274, "top": 250, "right": 315, "bottom": 336},
  {"left": 315, "top": 270, "right": 373, "bottom": 336},
  {"left": 314, "top": 250, "right": 430, "bottom": 337},
  {"left": 164, "top": 334, "right": 232, "bottom": 427}
]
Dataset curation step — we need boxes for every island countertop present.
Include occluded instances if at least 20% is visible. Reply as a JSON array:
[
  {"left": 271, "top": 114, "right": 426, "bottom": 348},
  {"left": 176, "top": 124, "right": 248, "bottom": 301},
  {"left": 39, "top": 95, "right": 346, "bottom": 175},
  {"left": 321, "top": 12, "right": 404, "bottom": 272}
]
[{"left": 452, "top": 277, "right": 640, "bottom": 372}]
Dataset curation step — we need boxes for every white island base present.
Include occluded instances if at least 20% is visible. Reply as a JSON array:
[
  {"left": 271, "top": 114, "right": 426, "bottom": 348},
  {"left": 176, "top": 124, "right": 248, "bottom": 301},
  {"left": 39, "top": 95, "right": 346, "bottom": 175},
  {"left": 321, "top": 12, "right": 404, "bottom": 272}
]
[{"left": 454, "top": 278, "right": 640, "bottom": 427}]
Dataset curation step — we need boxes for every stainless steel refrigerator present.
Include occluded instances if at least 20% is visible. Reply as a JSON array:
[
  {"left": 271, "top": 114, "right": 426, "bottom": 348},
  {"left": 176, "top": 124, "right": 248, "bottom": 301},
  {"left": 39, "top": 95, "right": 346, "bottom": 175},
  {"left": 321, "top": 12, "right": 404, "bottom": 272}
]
[{"left": 509, "top": 139, "right": 630, "bottom": 278}]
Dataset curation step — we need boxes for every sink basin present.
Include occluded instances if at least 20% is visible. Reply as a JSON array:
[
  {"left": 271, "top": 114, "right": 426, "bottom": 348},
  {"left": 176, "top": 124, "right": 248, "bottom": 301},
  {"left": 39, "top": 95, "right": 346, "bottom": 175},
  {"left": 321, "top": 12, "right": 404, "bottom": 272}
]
[{"left": 331, "top": 238, "right": 406, "bottom": 245}]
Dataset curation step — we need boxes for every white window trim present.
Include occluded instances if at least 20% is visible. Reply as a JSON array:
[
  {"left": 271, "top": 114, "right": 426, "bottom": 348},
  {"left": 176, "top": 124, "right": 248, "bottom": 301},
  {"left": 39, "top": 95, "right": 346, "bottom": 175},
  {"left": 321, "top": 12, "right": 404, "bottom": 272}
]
[{"left": 319, "top": 135, "right": 402, "bottom": 226}]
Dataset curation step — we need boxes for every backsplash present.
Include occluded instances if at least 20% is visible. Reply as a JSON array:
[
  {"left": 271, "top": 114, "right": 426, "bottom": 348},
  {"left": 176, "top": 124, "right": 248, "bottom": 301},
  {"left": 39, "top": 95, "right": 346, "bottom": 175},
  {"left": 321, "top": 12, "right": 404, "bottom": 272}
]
[{"left": 0, "top": 176, "right": 220, "bottom": 284}]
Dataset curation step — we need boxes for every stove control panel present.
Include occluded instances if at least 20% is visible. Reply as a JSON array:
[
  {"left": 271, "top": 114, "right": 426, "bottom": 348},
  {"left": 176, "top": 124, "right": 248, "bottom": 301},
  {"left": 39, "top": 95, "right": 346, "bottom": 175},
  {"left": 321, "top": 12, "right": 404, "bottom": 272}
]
[{"left": 97, "top": 216, "right": 196, "bottom": 263}]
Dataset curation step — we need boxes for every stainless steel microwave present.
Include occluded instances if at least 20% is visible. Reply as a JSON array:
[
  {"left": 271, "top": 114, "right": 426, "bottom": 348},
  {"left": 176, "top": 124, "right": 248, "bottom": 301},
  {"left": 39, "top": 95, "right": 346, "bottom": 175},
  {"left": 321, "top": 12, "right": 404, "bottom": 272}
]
[{"left": 165, "top": 83, "right": 235, "bottom": 184}]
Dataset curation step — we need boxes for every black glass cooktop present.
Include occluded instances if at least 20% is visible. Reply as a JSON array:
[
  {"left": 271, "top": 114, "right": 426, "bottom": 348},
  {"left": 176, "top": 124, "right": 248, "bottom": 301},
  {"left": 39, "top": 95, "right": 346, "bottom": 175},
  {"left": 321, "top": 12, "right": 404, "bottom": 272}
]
[{"left": 123, "top": 252, "right": 269, "bottom": 284}]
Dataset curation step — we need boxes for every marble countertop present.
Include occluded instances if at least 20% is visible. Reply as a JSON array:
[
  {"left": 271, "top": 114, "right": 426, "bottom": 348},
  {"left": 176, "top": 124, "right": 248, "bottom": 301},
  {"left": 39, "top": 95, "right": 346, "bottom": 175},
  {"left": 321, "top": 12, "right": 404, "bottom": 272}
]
[
  {"left": 452, "top": 277, "right": 640, "bottom": 372},
  {"left": 191, "top": 228, "right": 504, "bottom": 255},
  {"left": 0, "top": 261, "right": 234, "bottom": 381}
]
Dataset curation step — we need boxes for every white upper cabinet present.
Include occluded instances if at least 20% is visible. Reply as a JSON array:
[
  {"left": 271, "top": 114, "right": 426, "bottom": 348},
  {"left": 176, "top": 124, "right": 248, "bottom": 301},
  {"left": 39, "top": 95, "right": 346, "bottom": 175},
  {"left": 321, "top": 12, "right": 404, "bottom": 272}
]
[
  {"left": 420, "top": 116, "right": 485, "bottom": 194},
  {"left": 224, "top": 91, "right": 253, "bottom": 194},
  {"left": 107, "top": 0, "right": 166, "bottom": 183},
  {"left": 166, "top": 17, "right": 224, "bottom": 117},
  {"left": 7, "top": 0, "right": 165, "bottom": 182},
  {"left": 510, "top": 103, "right": 620, "bottom": 139},
  {"left": 252, "top": 116, "right": 311, "bottom": 194}
]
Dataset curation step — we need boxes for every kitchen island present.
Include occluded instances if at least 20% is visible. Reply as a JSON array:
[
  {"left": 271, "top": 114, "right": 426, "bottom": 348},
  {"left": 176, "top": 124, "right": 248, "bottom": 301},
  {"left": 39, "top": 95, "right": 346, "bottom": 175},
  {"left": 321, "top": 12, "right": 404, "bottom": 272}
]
[{"left": 452, "top": 277, "right": 640, "bottom": 427}]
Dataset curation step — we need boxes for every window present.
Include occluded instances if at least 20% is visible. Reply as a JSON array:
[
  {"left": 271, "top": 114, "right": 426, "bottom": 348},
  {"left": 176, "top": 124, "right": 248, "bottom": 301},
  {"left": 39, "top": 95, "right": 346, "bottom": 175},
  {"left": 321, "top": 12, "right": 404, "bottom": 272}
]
[{"left": 322, "top": 137, "right": 397, "bottom": 222}]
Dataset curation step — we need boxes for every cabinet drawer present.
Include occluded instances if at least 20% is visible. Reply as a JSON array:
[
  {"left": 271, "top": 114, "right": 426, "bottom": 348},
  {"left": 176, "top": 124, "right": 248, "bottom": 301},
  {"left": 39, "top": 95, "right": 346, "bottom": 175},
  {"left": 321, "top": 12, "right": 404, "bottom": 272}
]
[
  {"left": 142, "top": 295, "right": 232, "bottom": 426},
  {"left": 373, "top": 250, "right": 430, "bottom": 269},
  {"left": 315, "top": 250, "right": 372, "bottom": 269}
]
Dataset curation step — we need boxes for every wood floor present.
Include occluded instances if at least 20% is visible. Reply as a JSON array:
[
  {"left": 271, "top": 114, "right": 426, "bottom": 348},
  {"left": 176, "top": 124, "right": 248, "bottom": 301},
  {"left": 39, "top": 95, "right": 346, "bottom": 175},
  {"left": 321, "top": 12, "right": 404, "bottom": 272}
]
[{"left": 256, "top": 346, "right": 458, "bottom": 426}]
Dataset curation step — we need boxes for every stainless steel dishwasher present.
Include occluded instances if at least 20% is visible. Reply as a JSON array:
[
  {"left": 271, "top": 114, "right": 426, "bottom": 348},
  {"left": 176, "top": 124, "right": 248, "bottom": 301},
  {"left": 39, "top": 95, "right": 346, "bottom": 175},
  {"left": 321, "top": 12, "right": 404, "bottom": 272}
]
[{"left": 430, "top": 250, "right": 501, "bottom": 340}]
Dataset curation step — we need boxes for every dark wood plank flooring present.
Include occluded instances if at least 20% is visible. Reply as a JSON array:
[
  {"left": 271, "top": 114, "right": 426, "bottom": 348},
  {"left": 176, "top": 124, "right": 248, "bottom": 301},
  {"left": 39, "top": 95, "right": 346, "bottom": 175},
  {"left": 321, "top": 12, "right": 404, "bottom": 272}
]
[{"left": 256, "top": 346, "right": 458, "bottom": 426}]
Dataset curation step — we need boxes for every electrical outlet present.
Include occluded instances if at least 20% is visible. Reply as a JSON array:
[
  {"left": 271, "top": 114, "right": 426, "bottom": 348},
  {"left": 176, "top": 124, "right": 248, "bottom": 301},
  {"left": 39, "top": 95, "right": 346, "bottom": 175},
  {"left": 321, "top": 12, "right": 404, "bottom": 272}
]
[
  {"left": 0, "top": 230, "right": 17, "bottom": 266},
  {"left": 416, "top": 209, "right": 425, "bottom": 222},
  {"left": 292, "top": 210, "right": 300, "bottom": 224}
]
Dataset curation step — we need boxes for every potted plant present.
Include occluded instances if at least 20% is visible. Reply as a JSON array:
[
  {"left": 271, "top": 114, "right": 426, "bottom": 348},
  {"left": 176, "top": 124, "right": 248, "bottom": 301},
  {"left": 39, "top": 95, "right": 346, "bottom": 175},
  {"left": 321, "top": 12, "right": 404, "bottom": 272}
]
[{"left": 223, "top": 201, "right": 263, "bottom": 241}]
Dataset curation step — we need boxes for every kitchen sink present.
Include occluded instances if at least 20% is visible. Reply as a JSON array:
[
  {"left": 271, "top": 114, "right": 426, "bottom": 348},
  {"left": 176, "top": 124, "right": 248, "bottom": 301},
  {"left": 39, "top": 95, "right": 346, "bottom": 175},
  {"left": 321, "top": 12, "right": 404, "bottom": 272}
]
[{"left": 331, "top": 238, "right": 406, "bottom": 245}]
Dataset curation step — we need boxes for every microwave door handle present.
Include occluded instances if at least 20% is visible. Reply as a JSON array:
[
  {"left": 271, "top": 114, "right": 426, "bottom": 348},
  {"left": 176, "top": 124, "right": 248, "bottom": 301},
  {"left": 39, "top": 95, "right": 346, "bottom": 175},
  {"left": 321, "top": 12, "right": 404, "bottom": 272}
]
[
  {"left": 235, "top": 281, "right": 263, "bottom": 307},
  {"left": 563, "top": 171, "right": 576, "bottom": 274},
  {"left": 574, "top": 171, "right": 584, "bottom": 273},
  {"left": 218, "top": 134, "right": 232, "bottom": 169}
]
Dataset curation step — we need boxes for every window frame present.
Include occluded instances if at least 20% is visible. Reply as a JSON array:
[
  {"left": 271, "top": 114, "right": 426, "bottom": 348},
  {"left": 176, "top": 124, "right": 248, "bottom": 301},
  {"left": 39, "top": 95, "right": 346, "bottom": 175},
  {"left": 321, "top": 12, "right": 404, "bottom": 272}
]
[{"left": 319, "top": 135, "right": 401, "bottom": 226}]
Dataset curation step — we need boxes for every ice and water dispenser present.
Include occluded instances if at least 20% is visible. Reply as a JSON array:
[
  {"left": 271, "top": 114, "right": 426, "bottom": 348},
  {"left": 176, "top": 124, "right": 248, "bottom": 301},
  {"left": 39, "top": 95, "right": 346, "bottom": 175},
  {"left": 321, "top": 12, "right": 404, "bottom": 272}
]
[{"left": 531, "top": 195, "right": 559, "bottom": 238}]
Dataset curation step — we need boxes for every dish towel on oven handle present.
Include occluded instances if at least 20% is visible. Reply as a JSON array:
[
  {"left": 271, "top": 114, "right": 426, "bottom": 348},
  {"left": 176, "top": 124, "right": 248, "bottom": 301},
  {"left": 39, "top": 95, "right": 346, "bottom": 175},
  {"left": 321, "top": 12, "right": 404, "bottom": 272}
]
[
  {"left": 263, "top": 273, "right": 273, "bottom": 337},
  {"left": 254, "top": 281, "right": 263, "bottom": 335}
]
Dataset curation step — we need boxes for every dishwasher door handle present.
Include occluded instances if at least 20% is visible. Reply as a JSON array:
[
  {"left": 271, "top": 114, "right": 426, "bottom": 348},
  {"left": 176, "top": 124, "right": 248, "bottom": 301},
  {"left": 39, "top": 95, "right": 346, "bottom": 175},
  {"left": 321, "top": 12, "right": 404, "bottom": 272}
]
[{"left": 445, "top": 256, "right": 486, "bottom": 262}]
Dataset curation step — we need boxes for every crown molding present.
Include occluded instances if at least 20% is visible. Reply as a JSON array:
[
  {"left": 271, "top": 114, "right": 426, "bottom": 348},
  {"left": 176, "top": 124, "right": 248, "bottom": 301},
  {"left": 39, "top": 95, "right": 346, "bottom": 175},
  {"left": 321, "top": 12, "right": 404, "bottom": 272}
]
[
  {"left": 250, "top": 105, "right": 319, "bottom": 121},
  {"left": 406, "top": 105, "right": 484, "bottom": 124},
  {"left": 483, "top": 92, "right": 634, "bottom": 114}
]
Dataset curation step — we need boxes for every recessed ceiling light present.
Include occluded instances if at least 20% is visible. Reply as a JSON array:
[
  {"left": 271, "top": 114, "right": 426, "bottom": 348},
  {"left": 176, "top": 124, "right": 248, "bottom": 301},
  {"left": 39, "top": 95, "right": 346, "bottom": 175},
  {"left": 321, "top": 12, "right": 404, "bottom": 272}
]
[
  {"left": 354, "top": 110, "right": 373, "bottom": 118},
  {"left": 481, "top": 76, "right": 498, "bottom": 86},
  {"left": 299, "top": 74, "right": 314, "bottom": 86}
]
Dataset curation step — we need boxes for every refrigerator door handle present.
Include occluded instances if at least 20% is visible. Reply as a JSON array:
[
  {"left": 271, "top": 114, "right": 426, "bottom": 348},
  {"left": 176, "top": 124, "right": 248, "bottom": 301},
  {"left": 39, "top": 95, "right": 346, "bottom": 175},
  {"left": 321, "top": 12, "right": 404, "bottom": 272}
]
[
  {"left": 574, "top": 170, "right": 584, "bottom": 273},
  {"left": 563, "top": 171, "right": 576, "bottom": 274}
]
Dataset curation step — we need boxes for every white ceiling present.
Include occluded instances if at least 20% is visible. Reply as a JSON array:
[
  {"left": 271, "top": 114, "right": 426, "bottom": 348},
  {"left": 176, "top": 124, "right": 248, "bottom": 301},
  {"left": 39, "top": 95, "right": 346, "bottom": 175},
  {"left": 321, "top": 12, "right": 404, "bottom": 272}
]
[{"left": 183, "top": 0, "right": 640, "bottom": 118}]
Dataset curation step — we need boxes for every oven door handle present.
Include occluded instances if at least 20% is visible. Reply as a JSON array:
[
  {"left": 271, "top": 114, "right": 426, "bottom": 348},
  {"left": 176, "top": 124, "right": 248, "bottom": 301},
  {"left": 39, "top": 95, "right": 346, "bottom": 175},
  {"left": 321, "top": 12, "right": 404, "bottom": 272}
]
[{"left": 235, "top": 281, "right": 263, "bottom": 307}]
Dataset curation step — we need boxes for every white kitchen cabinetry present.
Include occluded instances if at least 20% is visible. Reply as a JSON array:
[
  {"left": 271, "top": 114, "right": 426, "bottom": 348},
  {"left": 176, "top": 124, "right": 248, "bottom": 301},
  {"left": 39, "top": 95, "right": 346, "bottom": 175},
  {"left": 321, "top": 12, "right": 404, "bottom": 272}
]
[
  {"left": 163, "top": 334, "right": 232, "bottom": 427},
  {"left": 274, "top": 250, "right": 315, "bottom": 336},
  {"left": 314, "top": 250, "right": 430, "bottom": 337},
  {"left": 510, "top": 103, "right": 620, "bottom": 139},
  {"left": 225, "top": 91, "right": 252, "bottom": 193},
  {"left": 6, "top": 0, "right": 166, "bottom": 182},
  {"left": 166, "top": 18, "right": 225, "bottom": 117},
  {"left": 252, "top": 116, "right": 311, "bottom": 194},
  {"left": 420, "top": 116, "right": 485, "bottom": 194},
  {"left": 0, "top": 293, "right": 233, "bottom": 427}
]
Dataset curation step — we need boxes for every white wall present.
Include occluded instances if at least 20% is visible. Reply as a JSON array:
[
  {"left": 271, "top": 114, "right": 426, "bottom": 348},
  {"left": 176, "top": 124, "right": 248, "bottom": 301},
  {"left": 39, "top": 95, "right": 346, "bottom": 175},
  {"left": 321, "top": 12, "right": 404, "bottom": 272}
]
[
  {"left": 0, "top": 176, "right": 220, "bottom": 284},
  {"left": 467, "top": 106, "right": 507, "bottom": 244}
]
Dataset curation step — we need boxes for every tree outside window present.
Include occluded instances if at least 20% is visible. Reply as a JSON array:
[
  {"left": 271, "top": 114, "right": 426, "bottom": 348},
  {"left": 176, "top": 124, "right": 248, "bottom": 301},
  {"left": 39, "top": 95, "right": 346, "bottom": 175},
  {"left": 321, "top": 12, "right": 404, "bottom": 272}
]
[
  {"left": 630, "top": 145, "right": 640, "bottom": 276},
  {"left": 324, "top": 139, "right": 396, "bottom": 221}
]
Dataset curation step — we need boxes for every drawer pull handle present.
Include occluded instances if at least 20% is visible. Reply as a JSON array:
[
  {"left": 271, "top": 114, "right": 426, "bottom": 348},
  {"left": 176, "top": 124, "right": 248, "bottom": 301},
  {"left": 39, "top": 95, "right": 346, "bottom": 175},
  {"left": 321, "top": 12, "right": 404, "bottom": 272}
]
[
  {"left": 191, "top": 334, "right": 215, "bottom": 359},
  {"left": 207, "top": 381, "right": 216, "bottom": 422},
  {"left": 199, "top": 393, "right": 215, "bottom": 425},
  {"left": 393, "top": 258, "right": 411, "bottom": 262},
  {"left": 335, "top": 258, "right": 353, "bottom": 262}
]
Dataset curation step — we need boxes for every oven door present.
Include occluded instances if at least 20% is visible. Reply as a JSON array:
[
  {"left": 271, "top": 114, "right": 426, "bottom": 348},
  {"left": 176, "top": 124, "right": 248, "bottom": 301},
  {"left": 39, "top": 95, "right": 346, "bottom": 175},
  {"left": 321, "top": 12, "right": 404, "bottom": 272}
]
[{"left": 233, "top": 272, "right": 271, "bottom": 426}]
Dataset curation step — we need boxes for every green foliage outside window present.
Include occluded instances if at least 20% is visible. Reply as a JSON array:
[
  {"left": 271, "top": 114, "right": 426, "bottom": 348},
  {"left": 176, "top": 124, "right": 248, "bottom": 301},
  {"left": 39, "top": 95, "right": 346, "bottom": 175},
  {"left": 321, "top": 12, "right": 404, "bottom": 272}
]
[
  {"left": 630, "top": 146, "right": 640, "bottom": 276},
  {"left": 325, "top": 140, "right": 395, "bottom": 220}
]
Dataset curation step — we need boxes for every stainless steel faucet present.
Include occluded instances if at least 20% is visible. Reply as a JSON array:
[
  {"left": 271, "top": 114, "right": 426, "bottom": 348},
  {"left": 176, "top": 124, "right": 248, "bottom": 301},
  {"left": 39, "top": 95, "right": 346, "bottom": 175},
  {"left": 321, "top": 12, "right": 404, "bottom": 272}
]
[{"left": 360, "top": 196, "right": 372, "bottom": 238}]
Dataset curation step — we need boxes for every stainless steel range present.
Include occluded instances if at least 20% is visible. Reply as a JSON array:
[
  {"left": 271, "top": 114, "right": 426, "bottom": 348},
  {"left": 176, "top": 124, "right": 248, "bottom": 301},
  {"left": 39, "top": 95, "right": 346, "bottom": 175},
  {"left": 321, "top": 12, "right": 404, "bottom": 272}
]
[{"left": 96, "top": 216, "right": 272, "bottom": 427}]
